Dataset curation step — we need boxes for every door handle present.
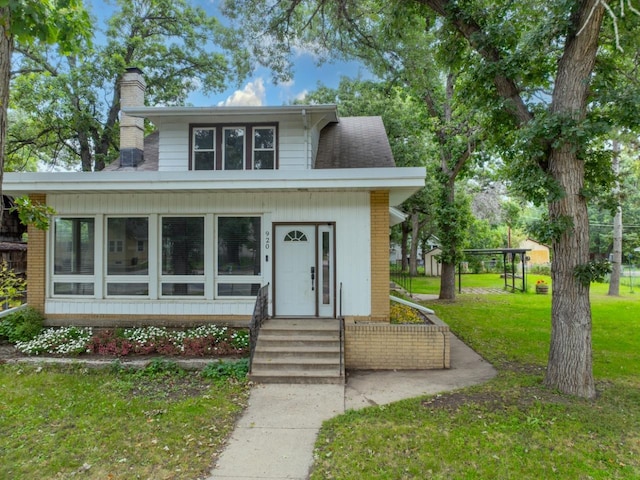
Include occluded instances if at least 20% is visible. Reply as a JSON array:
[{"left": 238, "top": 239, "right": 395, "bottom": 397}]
[{"left": 310, "top": 266, "right": 315, "bottom": 291}]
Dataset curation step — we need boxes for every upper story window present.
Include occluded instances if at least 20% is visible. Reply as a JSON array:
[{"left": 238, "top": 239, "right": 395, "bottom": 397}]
[
  {"left": 193, "top": 128, "right": 216, "bottom": 170},
  {"left": 190, "top": 124, "right": 277, "bottom": 171}
]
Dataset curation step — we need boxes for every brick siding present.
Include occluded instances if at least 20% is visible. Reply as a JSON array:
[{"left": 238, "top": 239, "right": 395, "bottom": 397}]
[
  {"left": 345, "top": 321, "right": 451, "bottom": 369},
  {"left": 26, "top": 194, "right": 47, "bottom": 314},
  {"left": 370, "top": 190, "right": 390, "bottom": 322}
]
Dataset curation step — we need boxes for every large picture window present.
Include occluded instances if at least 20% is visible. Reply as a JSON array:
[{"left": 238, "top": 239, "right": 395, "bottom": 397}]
[
  {"left": 161, "top": 217, "right": 205, "bottom": 296},
  {"left": 217, "top": 216, "right": 261, "bottom": 296},
  {"left": 106, "top": 217, "right": 149, "bottom": 296},
  {"left": 53, "top": 218, "right": 95, "bottom": 295},
  {"left": 190, "top": 124, "right": 278, "bottom": 170},
  {"left": 54, "top": 218, "right": 95, "bottom": 275}
]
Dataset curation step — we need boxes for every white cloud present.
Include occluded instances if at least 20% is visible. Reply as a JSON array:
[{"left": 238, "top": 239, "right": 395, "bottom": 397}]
[
  {"left": 218, "top": 78, "right": 266, "bottom": 106},
  {"left": 294, "top": 90, "right": 309, "bottom": 102}
]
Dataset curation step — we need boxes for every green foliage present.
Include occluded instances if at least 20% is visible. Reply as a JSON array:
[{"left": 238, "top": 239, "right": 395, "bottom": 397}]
[
  {"left": 10, "top": 0, "right": 251, "bottom": 171},
  {"left": 529, "top": 264, "right": 551, "bottom": 276},
  {"left": 436, "top": 189, "right": 473, "bottom": 265},
  {"left": 527, "top": 213, "right": 574, "bottom": 245},
  {"left": 0, "top": 262, "right": 26, "bottom": 307},
  {"left": 390, "top": 302, "right": 424, "bottom": 324},
  {"left": 2, "top": 0, "right": 91, "bottom": 52},
  {"left": 137, "top": 359, "right": 183, "bottom": 377},
  {"left": 0, "top": 307, "right": 43, "bottom": 343},
  {"left": 574, "top": 260, "right": 612, "bottom": 287},
  {"left": 201, "top": 358, "right": 249, "bottom": 381},
  {"left": 10, "top": 196, "right": 56, "bottom": 230}
]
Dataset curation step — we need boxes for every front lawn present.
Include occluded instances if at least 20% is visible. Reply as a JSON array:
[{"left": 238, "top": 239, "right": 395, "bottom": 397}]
[
  {"left": 311, "top": 283, "right": 640, "bottom": 479},
  {"left": 0, "top": 359, "right": 249, "bottom": 479}
]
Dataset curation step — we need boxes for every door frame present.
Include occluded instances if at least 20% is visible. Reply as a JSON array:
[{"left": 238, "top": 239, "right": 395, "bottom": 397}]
[{"left": 272, "top": 222, "right": 336, "bottom": 318}]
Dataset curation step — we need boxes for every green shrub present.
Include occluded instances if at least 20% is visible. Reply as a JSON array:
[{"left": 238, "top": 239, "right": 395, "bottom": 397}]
[
  {"left": 201, "top": 358, "right": 249, "bottom": 381},
  {"left": 0, "top": 307, "right": 44, "bottom": 343},
  {"left": 529, "top": 264, "right": 551, "bottom": 275},
  {"left": 139, "top": 359, "right": 183, "bottom": 377}
]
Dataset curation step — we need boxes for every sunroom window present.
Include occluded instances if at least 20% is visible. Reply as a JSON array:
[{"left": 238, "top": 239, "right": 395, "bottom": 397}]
[
  {"left": 53, "top": 217, "right": 95, "bottom": 295},
  {"left": 216, "top": 216, "right": 261, "bottom": 296},
  {"left": 106, "top": 217, "right": 149, "bottom": 296},
  {"left": 161, "top": 217, "right": 205, "bottom": 296}
]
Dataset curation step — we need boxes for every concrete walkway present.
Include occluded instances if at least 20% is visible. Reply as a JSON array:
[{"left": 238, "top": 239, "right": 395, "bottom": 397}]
[{"left": 207, "top": 334, "right": 496, "bottom": 480}]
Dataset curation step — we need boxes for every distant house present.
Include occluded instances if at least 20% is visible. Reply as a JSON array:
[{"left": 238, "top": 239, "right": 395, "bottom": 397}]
[{"left": 519, "top": 238, "right": 550, "bottom": 265}]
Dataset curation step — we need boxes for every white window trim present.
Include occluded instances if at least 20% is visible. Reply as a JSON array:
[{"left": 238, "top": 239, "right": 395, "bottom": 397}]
[
  {"left": 49, "top": 216, "right": 99, "bottom": 298},
  {"left": 214, "top": 214, "right": 263, "bottom": 299},
  {"left": 192, "top": 127, "right": 216, "bottom": 170},
  {"left": 104, "top": 216, "right": 151, "bottom": 298},
  {"left": 252, "top": 126, "right": 276, "bottom": 170},
  {"left": 158, "top": 215, "right": 207, "bottom": 299}
]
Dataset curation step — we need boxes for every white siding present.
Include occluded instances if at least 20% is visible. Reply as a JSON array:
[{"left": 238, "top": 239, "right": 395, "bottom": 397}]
[
  {"left": 157, "top": 122, "right": 188, "bottom": 171},
  {"left": 47, "top": 191, "right": 372, "bottom": 318}
]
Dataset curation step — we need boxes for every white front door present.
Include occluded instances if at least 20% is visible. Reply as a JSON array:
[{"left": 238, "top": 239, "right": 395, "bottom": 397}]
[{"left": 274, "top": 224, "right": 334, "bottom": 317}]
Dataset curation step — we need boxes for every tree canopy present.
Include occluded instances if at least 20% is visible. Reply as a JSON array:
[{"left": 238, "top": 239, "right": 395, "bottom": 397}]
[
  {"left": 225, "top": 0, "right": 640, "bottom": 398},
  {"left": 0, "top": 0, "right": 91, "bottom": 219},
  {"left": 8, "top": 0, "right": 251, "bottom": 171}
]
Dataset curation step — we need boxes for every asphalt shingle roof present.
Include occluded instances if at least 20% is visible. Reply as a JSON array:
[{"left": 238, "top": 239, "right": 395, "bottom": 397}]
[{"left": 314, "top": 116, "right": 395, "bottom": 169}]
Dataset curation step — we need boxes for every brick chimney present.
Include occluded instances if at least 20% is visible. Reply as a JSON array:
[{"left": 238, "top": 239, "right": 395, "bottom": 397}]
[{"left": 119, "top": 67, "right": 146, "bottom": 167}]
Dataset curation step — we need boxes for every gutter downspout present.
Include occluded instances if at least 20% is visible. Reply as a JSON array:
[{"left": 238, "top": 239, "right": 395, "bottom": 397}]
[{"left": 302, "top": 109, "right": 310, "bottom": 169}]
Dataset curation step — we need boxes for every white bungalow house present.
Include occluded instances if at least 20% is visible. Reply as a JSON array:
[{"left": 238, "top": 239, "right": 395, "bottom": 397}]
[{"left": 4, "top": 69, "right": 449, "bottom": 378}]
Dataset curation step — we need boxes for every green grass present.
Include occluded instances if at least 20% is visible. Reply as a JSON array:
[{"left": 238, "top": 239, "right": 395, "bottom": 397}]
[
  {"left": 0, "top": 361, "right": 249, "bottom": 479},
  {"left": 310, "top": 277, "right": 640, "bottom": 479}
]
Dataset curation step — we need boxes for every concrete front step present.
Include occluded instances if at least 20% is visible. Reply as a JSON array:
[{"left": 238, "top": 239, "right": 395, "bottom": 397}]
[
  {"left": 248, "top": 369, "right": 345, "bottom": 384},
  {"left": 250, "top": 318, "right": 344, "bottom": 384},
  {"left": 256, "top": 336, "right": 339, "bottom": 348},
  {"left": 255, "top": 346, "right": 340, "bottom": 359}
]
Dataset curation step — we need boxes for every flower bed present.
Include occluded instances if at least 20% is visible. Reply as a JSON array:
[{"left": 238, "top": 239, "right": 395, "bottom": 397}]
[{"left": 14, "top": 325, "right": 249, "bottom": 357}]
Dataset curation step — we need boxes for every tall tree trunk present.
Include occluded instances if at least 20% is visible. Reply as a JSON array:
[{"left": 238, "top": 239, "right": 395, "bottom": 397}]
[
  {"left": 544, "top": 0, "right": 604, "bottom": 399},
  {"left": 608, "top": 141, "right": 622, "bottom": 296},
  {"left": 0, "top": 6, "right": 13, "bottom": 224},
  {"left": 440, "top": 261, "right": 456, "bottom": 299},
  {"left": 438, "top": 183, "right": 457, "bottom": 300},
  {"left": 409, "top": 212, "right": 420, "bottom": 276}
]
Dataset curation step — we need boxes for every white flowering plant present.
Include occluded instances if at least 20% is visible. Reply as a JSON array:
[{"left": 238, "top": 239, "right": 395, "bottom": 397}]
[
  {"left": 14, "top": 325, "right": 249, "bottom": 357},
  {"left": 15, "top": 326, "right": 93, "bottom": 355}
]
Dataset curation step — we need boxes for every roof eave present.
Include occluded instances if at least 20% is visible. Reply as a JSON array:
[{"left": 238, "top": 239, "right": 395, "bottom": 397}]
[{"left": 4, "top": 168, "right": 425, "bottom": 205}]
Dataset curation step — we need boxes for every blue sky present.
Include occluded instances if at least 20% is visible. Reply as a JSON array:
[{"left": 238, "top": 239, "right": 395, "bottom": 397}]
[{"left": 88, "top": 0, "right": 373, "bottom": 106}]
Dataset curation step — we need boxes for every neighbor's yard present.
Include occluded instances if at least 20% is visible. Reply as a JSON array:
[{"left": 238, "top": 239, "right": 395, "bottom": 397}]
[{"left": 311, "top": 275, "right": 640, "bottom": 479}]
